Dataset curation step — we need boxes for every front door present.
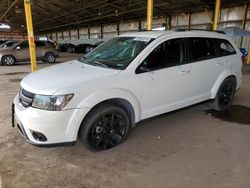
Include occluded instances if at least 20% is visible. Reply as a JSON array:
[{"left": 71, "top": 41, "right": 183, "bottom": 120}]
[{"left": 136, "top": 38, "right": 192, "bottom": 119}]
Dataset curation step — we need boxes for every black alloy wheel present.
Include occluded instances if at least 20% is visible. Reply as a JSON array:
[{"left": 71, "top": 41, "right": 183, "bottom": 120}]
[
  {"left": 79, "top": 103, "right": 130, "bottom": 151},
  {"left": 90, "top": 112, "right": 127, "bottom": 150},
  {"left": 211, "top": 77, "right": 236, "bottom": 111}
]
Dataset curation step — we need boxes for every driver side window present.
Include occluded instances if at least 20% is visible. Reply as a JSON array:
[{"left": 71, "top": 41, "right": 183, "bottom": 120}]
[
  {"left": 136, "top": 38, "right": 184, "bottom": 73},
  {"left": 20, "top": 42, "right": 29, "bottom": 49}
]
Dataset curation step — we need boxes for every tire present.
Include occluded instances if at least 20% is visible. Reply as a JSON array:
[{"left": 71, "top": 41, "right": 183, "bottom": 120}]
[
  {"left": 45, "top": 53, "right": 56, "bottom": 63},
  {"left": 210, "top": 77, "right": 236, "bottom": 111},
  {"left": 2, "top": 55, "right": 16, "bottom": 66},
  {"left": 79, "top": 103, "right": 130, "bottom": 151}
]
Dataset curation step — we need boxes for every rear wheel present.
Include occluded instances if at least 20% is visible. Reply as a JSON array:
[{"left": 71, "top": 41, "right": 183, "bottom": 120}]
[
  {"left": 2, "top": 55, "right": 15, "bottom": 66},
  {"left": 211, "top": 77, "right": 236, "bottom": 111},
  {"left": 79, "top": 103, "right": 130, "bottom": 151},
  {"left": 45, "top": 53, "right": 56, "bottom": 63}
]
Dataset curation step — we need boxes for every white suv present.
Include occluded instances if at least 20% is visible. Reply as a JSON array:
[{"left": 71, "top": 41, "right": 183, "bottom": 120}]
[{"left": 12, "top": 30, "right": 242, "bottom": 151}]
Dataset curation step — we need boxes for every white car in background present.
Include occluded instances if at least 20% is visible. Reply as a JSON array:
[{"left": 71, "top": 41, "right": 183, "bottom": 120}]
[{"left": 12, "top": 30, "right": 242, "bottom": 151}]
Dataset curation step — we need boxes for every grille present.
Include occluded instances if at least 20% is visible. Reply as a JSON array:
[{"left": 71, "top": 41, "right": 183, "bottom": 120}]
[{"left": 19, "top": 88, "right": 35, "bottom": 108}]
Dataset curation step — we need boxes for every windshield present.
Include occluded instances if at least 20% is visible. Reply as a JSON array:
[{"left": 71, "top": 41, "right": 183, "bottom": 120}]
[{"left": 82, "top": 37, "right": 153, "bottom": 70}]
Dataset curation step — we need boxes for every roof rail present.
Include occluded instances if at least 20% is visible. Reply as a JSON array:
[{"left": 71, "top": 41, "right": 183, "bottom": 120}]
[{"left": 174, "top": 28, "right": 225, "bottom": 34}]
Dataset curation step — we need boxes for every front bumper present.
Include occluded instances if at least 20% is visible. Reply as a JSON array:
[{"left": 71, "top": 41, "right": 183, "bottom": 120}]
[{"left": 12, "top": 95, "right": 89, "bottom": 147}]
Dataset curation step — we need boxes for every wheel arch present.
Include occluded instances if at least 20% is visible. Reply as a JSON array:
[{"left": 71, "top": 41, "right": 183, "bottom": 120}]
[
  {"left": 77, "top": 89, "right": 141, "bottom": 123},
  {"left": 1, "top": 54, "right": 16, "bottom": 65},
  {"left": 74, "top": 97, "right": 138, "bottom": 141},
  {"left": 44, "top": 51, "right": 57, "bottom": 58},
  {"left": 211, "top": 71, "right": 237, "bottom": 99}
]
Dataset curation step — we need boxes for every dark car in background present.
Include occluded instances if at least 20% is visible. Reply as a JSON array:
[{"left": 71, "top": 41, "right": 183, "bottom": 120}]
[
  {"left": 58, "top": 43, "right": 76, "bottom": 52},
  {"left": 57, "top": 42, "right": 103, "bottom": 54},
  {"left": 74, "top": 44, "right": 93, "bottom": 53},
  {"left": 85, "top": 41, "right": 103, "bottom": 53}
]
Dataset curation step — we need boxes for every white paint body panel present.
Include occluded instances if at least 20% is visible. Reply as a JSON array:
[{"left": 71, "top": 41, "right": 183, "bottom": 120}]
[{"left": 14, "top": 31, "right": 242, "bottom": 145}]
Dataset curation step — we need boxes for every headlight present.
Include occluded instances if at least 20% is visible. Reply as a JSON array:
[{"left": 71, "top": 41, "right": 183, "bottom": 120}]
[{"left": 32, "top": 94, "right": 73, "bottom": 111}]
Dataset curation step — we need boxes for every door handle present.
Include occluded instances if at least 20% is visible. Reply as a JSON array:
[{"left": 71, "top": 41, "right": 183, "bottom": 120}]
[{"left": 178, "top": 70, "right": 190, "bottom": 75}]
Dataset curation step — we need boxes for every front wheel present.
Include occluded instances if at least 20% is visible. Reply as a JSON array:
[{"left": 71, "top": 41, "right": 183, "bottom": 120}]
[
  {"left": 79, "top": 104, "right": 130, "bottom": 151},
  {"left": 2, "top": 55, "right": 16, "bottom": 66},
  {"left": 211, "top": 77, "right": 236, "bottom": 111}
]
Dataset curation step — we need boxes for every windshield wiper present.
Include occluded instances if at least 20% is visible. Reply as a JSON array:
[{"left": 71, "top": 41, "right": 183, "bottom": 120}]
[
  {"left": 92, "top": 60, "right": 108, "bottom": 68},
  {"left": 79, "top": 57, "right": 109, "bottom": 68}
]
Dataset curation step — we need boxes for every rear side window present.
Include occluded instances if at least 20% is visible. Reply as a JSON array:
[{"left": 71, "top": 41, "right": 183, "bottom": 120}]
[
  {"left": 188, "top": 37, "right": 216, "bottom": 62},
  {"left": 216, "top": 39, "right": 236, "bottom": 56},
  {"left": 35, "top": 41, "right": 46, "bottom": 47}
]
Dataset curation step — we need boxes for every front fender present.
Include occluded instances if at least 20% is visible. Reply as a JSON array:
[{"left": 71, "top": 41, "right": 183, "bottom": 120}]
[{"left": 77, "top": 88, "right": 141, "bottom": 122}]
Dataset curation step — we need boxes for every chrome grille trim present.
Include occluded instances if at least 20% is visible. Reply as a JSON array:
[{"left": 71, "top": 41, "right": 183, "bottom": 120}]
[{"left": 19, "top": 88, "right": 35, "bottom": 108}]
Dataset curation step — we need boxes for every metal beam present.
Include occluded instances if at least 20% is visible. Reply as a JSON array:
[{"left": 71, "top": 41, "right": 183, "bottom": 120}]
[
  {"left": 0, "top": 0, "right": 20, "bottom": 22},
  {"left": 242, "top": 3, "right": 248, "bottom": 29},
  {"left": 147, "top": 0, "right": 153, "bottom": 30},
  {"left": 24, "top": 0, "right": 37, "bottom": 72},
  {"left": 213, "top": 0, "right": 220, "bottom": 30}
]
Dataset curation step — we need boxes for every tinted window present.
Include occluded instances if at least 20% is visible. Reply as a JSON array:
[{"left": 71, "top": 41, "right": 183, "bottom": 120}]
[
  {"left": 35, "top": 41, "right": 46, "bottom": 47},
  {"left": 216, "top": 39, "right": 236, "bottom": 56},
  {"left": 137, "top": 38, "right": 184, "bottom": 72},
  {"left": 188, "top": 37, "right": 216, "bottom": 62},
  {"left": 19, "top": 41, "right": 29, "bottom": 48}
]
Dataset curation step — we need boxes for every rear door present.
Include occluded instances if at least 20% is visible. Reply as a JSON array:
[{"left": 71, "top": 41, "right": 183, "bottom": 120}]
[
  {"left": 35, "top": 41, "right": 46, "bottom": 59},
  {"left": 15, "top": 41, "right": 30, "bottom": 61},
  {"left": 185, "top": 37, "right": 224, "bottom": 100}
]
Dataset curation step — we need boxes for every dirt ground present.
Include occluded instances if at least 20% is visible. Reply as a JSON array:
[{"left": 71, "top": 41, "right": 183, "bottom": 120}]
[{"left": 0, "top": 53, "right": 250, "bottom": 188}]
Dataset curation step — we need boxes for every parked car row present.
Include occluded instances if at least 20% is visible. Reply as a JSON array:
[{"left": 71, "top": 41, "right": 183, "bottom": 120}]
[
  {"left": 0, "top": 40, "right": 59, "bottom": 65},
  {"left": 57, "top": 42, "right": 103, "bottom": 54}
]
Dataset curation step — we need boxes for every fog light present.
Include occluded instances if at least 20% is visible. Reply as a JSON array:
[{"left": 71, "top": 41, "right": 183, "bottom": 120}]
[{"left": 32, "top": 131, "right": 47, "bottom": 142}]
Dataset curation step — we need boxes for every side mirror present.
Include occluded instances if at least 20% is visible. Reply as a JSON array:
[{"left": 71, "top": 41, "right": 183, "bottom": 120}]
[{"left": 16, "top": 46, "right": 21, "bottom": 50}]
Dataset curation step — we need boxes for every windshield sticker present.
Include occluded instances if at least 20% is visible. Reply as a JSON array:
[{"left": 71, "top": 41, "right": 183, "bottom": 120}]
[{"left": 133, "top": 37, "right": 151, "bottom": 42}]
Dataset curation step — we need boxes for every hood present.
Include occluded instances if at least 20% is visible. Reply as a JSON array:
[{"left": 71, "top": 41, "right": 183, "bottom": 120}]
[{"left": 21, "top": 60, "right": 121, "bottom": 95}]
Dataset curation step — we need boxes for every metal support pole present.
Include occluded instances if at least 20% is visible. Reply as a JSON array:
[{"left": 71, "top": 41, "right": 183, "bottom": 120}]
[
  {"left": 213, "top": 0, "right": 220, "bottom": 30},
  {"left": 240, "top": 3, "right": 248, "bottom": 47},
  {"left": 117, "top": 23, "right": 120, "bottom": 36},
  {"left": 100, "top": 25, "right": 103, "bottom": 40},
  {"left": 77, "top": 28, "right": 80, "bottom": 39},
  {"left": 24, "top": 0, "right": 37, "bottom": 72},
  {"left": 146, "top": 0, "right": 153, "bottom": 30},
  {"left": 138, "top": 20, "right": 142, "bottom": 31},
  {"left": 69, "top": 30, "right": 71, "bottom": 40},
  {"left": 88, "top": 25, "right": 90, "bottom": 39},
  {"left": 188, "top": 13, "right": 191, "bottom": 30}
]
